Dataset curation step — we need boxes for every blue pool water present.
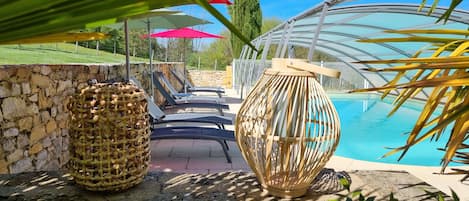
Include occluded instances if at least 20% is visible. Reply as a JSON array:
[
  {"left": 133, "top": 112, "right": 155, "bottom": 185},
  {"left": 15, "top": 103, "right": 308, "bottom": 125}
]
[{"left": 331, "top": 94, "right": 456, "bottom": 166}]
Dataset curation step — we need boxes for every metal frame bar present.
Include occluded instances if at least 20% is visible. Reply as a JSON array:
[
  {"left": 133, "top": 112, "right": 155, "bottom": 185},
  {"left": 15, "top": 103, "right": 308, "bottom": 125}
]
[
  {"left": 280, "top": 20, "right": 296, "bottom": 58},
  {"left": 308, "top": 0, "right": 331, "bottom": 62},
  {"left": 260, "top": 33, "right": 273, "bottom": 66},
  {"left": 274, "top": 24, "right": 289, "bottom": 58}
]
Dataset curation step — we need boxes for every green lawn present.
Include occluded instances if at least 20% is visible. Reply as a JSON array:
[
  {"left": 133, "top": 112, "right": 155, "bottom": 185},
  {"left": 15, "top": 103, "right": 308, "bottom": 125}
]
[{"left": 0, "top": 43, "right": 148, "bottom": 64}]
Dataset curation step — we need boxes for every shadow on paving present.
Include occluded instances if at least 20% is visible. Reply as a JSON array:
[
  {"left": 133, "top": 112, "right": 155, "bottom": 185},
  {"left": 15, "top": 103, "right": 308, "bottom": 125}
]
[{"left": 0, "top": 170, "right": 449, "bottom": 201}]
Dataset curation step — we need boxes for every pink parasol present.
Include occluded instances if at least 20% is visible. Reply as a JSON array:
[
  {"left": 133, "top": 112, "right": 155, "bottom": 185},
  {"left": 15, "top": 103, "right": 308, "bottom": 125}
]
[
  {"left": 208, "top": 0, "right": 233, "bottom": 5},
  {"left": 149, "top": 27, "right": 223, "bottom": 39},
  {"left": 149, "top": 27, "right": 223, "bottom": 92}
]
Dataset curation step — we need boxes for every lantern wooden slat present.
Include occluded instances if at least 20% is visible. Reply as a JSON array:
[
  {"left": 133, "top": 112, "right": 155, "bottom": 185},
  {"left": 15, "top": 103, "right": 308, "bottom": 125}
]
[
  {"left": 235, "top": 58, "right": 341, "bottom": 198},
  {"left": 68, "top": 82, "right": 150, "bottom": 191}
]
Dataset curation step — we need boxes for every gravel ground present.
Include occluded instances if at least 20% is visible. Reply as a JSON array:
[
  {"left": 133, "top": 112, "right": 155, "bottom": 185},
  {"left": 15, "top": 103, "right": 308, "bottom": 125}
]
[{"left": 0, "top": 170, "right": 449, "bottom": 201}]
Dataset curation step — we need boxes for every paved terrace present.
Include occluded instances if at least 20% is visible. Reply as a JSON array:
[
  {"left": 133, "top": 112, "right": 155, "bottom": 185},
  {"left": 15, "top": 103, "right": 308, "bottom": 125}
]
[
  {"left": 0, "top": 89, "right": 467, "bottom": 200},
  {"left": 150, "top": 89, "right": 469, "bottom": 200}
]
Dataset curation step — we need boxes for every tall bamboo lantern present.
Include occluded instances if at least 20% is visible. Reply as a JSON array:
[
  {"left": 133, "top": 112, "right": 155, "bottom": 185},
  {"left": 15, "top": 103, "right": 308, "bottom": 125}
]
[
  {"left": 68, "top": 82, "right": 150, "bottom": 191},
  {"left": 235, "top": 58, "right": 341, "bottom": 198}
]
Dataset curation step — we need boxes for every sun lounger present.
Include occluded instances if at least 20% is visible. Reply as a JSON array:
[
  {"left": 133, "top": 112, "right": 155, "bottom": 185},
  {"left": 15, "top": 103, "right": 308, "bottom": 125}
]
[
  {"left": 129, "top": 77, "right": 235, "bottom": 163},
  {"left": 130, "top": 77, "right": 233, "bottom": 126},
  {"left": 170, "top": 68, "right": 225, "bottom": 98},
  {"left": 152, "top": 72, "right": 229, "bottom": 115},
  {"left": 156, "top": 71, "right": 224, "bottom": 102},
  {"left": 146, "top": 91, "right": 233, "bottom": 129}
]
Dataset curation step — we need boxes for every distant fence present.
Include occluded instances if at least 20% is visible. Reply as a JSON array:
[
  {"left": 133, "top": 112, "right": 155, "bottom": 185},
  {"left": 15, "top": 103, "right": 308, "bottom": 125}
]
[{"left": 232, "top": 59, "right": 367, "bottom": 97}]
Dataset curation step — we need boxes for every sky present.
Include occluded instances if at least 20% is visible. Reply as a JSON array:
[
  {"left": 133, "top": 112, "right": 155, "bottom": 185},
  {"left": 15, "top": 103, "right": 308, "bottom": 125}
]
[{"left": 162, "top": 0, "right": 454, "bottom": 47}]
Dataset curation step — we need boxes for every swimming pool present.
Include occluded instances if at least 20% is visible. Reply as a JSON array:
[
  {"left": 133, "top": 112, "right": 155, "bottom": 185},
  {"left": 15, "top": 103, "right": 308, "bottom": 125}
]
[{"left": 330, "top": 93, "right": 456, "bottom": 166}]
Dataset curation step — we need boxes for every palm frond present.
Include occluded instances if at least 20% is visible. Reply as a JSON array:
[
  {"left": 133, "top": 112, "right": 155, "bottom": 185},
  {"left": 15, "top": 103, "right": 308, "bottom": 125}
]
[
  {"left": 355, "top": 27, "right": 469, "bottom": 177},
  {"left": 0, "top": 0, "right": 256, "bottom": 50},
  {"left": 385, "top": 29, "right": 469, "bottom": 35},
  {"left": 357, "top": 36, "right": 458, "bottom": 43}
]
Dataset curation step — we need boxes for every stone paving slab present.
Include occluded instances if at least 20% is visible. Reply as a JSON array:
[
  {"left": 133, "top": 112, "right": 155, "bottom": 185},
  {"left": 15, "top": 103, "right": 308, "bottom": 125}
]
[{"left": 0, "top": 170, "right": 449, "bottom": 201}]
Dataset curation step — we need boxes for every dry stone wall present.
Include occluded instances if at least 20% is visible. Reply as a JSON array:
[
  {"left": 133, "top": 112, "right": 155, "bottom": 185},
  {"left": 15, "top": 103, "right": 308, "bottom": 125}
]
[
  {"left": 188, "top": 70, "right": 227, "bottom": 88},
  {"left": 0, "top": 62, "right": 183, "bottom": 174}
]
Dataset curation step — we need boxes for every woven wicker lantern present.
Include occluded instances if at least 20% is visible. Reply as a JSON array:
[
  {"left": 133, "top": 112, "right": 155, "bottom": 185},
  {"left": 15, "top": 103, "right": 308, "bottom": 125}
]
[
  {"left": 68, "top": 82, "right": 150, "bottom": 191},
  {"left": 235, "top": 58, "right": 341, "bottom": 198}
]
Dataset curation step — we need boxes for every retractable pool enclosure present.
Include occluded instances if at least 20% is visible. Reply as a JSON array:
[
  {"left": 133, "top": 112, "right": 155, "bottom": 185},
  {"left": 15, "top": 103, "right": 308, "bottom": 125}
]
[{"left": 234, "top": 1, "right": 469, "bottom": 99}]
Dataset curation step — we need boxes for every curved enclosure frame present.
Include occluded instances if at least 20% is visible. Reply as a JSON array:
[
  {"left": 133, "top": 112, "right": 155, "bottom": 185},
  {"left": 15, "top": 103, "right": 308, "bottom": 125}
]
[{"left": 234, "top": 2, "right": 469, "bottom": 99}]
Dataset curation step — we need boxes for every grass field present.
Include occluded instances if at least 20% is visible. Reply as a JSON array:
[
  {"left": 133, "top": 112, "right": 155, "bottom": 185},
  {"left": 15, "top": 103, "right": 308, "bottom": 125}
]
[{"left": 0, "top": 43, "right": 148, "bottom": 64}]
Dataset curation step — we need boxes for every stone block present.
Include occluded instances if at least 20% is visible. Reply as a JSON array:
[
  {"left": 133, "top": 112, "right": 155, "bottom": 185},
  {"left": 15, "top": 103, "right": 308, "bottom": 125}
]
[
  {"left": 30, "top": 124, "right": 46, "bottom": 144},
  {"left": 0, "top": 70, "right": 9, "bottom": 81},
  {"left": 57, "top": 119, "right": 68, "bottom": 129},
  {"left": 32, "top": 66, "right": 41, "bottom": 73},
  {"left": 22, "top": 82, "right": 31, "bottom": 94},
  {"left": 31, "top": 85, "right": 39, "bottom": 93},
  {"left": 3, "top": 138, "right": 15, "bottom": 152},
  {"left": 28, "top": 93, "right": 38, "bottom": 102},
  {"left": 52, "top": 96, "right": 61, "bottom": 105},
  {"left": 49, "top": 131, "right": 58, "bottom": 140},
  {"left": 49, "top": 71, "right": 66, "bottom": 80},
  {"left": 1, "top": 97, "right": 28, "bottom": 120},
  {"left": 0, "top": 84, "right": 11, "bottom": 98},
  {"left": 77, "top": 73, "right": 88, "bottom": 81},
  {"left": 62, "top": 136, "right": 68, "bottom": 150},
  {"left": 4, "top": 128, "right": 19, "bottom": 137},
  {"left": 38, "top": 90, "right": 52, "bottom": 109},
  {"left": 32, "top": 115, "right": 41, "bottom": 127},
  {"left": 0, "top": 160, "right": 8, "bottom": 173},
  {"left": 9, "top": 158, "right": 32, "bottom": 173},
  {"left": 17, "top": 134, "right": 29, "bottom": 148},
  {"left": 40, "top": 111, "right": 51, "bottom": 123},
  {"left": 57, "top": 80, "right": 72, "bottom": 94},
  {"left": 62, "top": 129, "right": 69, "bottom": 136},
  {"left": 7, "top": 149, "right": 23, "bottom": 163},
  {"left": 29, "top": 143, "right": 43, "bottom": 155},
  {"left": 51, "top": 106, "right": 57, "bottom": 117},
  {"left": 37, "top": 150, "right": 47, "bottom": 161},
  {"left": 55, "top": 112, "right": 68, "bottom": 121},
  {"left": 45, "top": 86, "right": 57, "bottom": 97},
  {"left": 46, "top": 120, "right": 57, "bottom": 134},
  {"left": 18, "top": 117, "right": 33, "bottom": 131},
  {"left": 26, "top": 103, "right": 39, "bottom": 116},
  {"left": 89, "top": 66, "right": 99, "bottom": 74},
  {"left": 35, "top": 157, "right": 47, "bottom": 170},
  {"left": 2, "top": 121, "right": 15, "bottom": 129},
  {"left": 45, "top": 159, "right": 60, "bottom": 171},
  {"left": 67, "top": 71, "right": 73, "bottom": 80},
  {"left": 31, "top": 74, "right": 51, "bottom": 88},
  {"left": 11, "top": 84, "right": 21, "bottom": 96},
  {"left": 40, "top": 66, "right": 52, "bottom": 75},
  {"left": 16, "top": 68, "right": 32, "bottom": 82},
  {"left": 42, "top": 136, "right": 52, "bottom": 147},
  {"left": 60, "top": 152, "right": 69, "bottom": 166}
]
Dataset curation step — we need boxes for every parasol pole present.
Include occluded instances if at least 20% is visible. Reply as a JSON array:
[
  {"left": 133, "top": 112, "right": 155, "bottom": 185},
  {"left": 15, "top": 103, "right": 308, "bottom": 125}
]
[
  {"left": 124, "top": 19, "right": 130, "bottom": 81},
  {"left": 183, "top": 38, "right": 187, "bottom": 93},
  {"left": 147, "top": 19, "right": 155, "bottom": 99}
]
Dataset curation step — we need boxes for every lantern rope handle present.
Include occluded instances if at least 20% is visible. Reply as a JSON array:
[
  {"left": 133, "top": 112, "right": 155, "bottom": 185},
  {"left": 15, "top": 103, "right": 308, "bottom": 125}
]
[{"left": 286, "top": 59, "right": 341, "bottom": 78}]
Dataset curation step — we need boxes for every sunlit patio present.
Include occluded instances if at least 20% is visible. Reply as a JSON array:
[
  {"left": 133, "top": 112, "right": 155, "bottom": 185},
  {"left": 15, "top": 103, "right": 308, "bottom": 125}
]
[{"left": 0, "top": 0, "right": 468, "bottom": 200}]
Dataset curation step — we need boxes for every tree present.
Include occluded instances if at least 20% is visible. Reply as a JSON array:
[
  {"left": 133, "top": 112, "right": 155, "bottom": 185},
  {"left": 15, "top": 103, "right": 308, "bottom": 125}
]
[
  {"left": 261, "top": 17, "right": 281, "bottom": 34},
  {"left": 229, "top": 0, "right": 262, "bottom": 58},
  {"left": 188, "top": 30, "right": 232, "bottom": 70}
]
